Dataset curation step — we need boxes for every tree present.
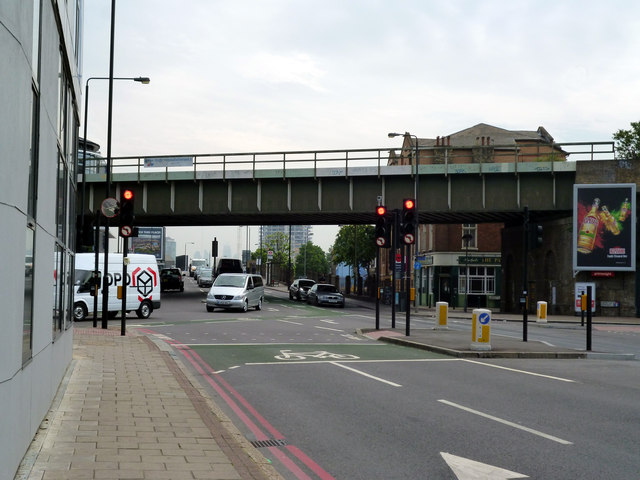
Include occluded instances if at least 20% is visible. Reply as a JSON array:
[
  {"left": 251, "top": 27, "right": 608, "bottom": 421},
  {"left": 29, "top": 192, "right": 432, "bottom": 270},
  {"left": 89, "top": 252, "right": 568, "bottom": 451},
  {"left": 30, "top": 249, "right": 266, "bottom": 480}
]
[
  {"left": 331, "top": 225, "right": 376, "bottom": 282},
  {"left": 294, "top": 242, "right": 329, "bottom": 279},
  {"left": 613, "top": 121, "right": 640, "bottom": 160},
  {"left": 252, "top": 232, "right": 291, "bottom": 283}
]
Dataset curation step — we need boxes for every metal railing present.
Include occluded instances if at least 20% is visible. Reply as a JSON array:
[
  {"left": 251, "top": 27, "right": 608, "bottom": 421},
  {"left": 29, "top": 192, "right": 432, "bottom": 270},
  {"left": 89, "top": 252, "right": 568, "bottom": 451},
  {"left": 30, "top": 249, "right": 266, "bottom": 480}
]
[{"left": 85, "top": 141, "right": 616, "bottom": 182}]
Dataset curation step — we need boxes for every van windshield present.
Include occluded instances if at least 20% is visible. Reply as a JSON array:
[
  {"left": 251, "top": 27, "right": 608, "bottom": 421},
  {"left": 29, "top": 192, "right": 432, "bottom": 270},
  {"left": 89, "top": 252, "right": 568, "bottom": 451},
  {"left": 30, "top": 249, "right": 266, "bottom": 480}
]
[{"left": 214, "top": 275, "right": 245, "bottom": 288}]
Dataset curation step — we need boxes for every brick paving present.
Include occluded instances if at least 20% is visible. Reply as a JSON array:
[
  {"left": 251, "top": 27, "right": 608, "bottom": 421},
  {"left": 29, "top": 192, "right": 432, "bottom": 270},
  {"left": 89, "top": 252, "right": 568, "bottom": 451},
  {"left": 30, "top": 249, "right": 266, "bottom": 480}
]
[{"left": 17, "top": 326, "right": 282, "bottom": 480}]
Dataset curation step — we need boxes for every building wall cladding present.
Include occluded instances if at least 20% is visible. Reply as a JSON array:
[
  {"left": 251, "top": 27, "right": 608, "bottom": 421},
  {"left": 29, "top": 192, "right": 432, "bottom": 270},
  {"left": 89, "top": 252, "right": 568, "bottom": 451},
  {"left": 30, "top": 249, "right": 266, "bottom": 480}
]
[{"left": 0, "top": 1, "right": 79, "bottom": 477}]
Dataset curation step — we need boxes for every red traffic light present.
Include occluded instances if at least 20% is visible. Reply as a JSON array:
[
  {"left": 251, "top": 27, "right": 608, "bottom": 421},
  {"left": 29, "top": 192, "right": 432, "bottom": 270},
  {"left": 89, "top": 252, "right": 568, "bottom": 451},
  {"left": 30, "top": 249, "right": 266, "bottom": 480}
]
[
  {"left": 403, "top": 198, "right": 415, "bottom": 210},
  {"left": 376, "top": 206, "right": 387, "bottom": 216},
  {"left": 122, "top": 189, "right": 134, "bottom": 200}
]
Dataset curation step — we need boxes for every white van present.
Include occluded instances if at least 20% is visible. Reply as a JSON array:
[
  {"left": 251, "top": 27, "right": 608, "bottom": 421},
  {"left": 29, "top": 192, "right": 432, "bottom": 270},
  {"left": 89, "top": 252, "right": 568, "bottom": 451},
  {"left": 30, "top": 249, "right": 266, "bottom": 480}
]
[
  {"left": 206, "top": 273, "right": 264, "bottom": 312},
  {"left": 74, "top": 253, "right": 161, "bottom": 321}
]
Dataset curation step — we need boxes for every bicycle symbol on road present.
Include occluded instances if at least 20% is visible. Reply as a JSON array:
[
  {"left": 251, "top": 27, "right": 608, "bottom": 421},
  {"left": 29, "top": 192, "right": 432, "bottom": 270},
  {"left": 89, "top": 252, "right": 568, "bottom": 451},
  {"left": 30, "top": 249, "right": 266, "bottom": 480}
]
[{"left": 274, "top": 349, "right": 360, "bottom": 361}]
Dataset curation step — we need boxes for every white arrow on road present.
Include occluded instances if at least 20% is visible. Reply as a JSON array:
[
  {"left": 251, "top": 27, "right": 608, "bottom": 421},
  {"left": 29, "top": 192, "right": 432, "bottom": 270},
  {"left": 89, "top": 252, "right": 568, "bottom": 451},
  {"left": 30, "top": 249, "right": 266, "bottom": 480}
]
[{"left": 441, "top": 452, "right": 528, "bottom": 479}]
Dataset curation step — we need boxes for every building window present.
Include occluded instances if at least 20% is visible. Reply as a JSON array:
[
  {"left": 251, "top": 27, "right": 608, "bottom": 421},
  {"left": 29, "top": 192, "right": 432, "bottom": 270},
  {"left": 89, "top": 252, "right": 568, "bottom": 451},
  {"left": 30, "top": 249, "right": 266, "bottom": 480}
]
[
  {"left": 459, "top": 266, "right": 495, "bottom": 295},
  {"left": 462, "top": 224, "right": 477, "bottom": 249},
  {"left": 31, "top": 0, "right": 41, "bottom": 80},
  {"left": 29, "top": 87, "right": 39, "bottom": 219},
  {"left": 23, "top": 227, "right": 35, "bottom": 364}
]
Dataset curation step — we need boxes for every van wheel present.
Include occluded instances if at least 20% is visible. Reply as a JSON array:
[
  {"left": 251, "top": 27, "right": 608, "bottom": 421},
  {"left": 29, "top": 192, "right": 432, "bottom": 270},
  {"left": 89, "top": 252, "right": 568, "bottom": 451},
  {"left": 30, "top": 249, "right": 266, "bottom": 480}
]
[
  {"left": 206, "top": 305, "right": 214, "bottom": 312},
  {"left": 136, "top": 300, "right": 153, "bottom": 319},
  {"left": 242, "top": 300, "right": 248, "bottom": 312},
  {"left": 73, "top": 303, "right": 87, "bottom": 321},
  {"left": 255, "top": 298, "right": 262, "bottom": 311}
]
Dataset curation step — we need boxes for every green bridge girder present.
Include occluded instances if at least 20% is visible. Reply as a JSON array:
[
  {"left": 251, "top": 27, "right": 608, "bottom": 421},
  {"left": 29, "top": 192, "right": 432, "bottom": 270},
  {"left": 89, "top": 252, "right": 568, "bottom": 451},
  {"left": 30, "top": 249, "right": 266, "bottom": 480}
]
[{"left": 80, "top": 159, "right": 582, "bottom": 227}]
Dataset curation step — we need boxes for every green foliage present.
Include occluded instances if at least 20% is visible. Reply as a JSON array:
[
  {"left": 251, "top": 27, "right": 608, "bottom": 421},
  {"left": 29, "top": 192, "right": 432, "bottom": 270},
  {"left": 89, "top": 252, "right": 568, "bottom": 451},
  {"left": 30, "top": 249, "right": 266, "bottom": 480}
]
[
  {"left": 613, "top": 121, "right": 640, "bottom": 160},
  {"left": 294, "top": 242, "right": 329, "bottom": 278},
  {"left": 252, "top": 232, "right": 290, "bottom": 266},
  {"left": 331, "top": 225, "right": 376, "bottom": 276}
]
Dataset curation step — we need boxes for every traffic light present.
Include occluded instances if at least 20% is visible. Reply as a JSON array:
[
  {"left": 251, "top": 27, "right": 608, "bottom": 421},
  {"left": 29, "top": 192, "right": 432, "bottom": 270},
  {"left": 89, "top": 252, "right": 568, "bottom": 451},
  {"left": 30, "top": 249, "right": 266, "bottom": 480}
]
[
  {"left": 119, "top": 189, "right": 135, "bottom": 228},
  {"left": 374, "top": 205, "right": 391, "bottom": 248},
  {"left": 401, "top": 198, "right": 416, "bottom": 245},
  {"left": 529, "top": 222, "right": 543, "bottom": 249}
]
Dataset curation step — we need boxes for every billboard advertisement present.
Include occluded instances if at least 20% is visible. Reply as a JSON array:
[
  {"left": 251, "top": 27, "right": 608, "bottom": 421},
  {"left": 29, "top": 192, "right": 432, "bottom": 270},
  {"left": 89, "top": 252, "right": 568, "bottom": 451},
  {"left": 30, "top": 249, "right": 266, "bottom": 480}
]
[
  {"left": 130, "top": 227, "right": 164, "bottom": 261},
  {"left": 573, "top": 184, "right": 636, "bottom": 271}
]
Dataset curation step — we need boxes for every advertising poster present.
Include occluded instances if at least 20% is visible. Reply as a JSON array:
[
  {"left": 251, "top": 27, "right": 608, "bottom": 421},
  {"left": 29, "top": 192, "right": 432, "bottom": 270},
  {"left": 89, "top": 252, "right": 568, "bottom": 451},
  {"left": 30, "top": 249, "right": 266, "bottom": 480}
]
[
  {"left": 573, "top": 184, "right": 636, "bottom": 271},
  {"left": 130, "top": 226, "right": 164, "bottom": 261}
]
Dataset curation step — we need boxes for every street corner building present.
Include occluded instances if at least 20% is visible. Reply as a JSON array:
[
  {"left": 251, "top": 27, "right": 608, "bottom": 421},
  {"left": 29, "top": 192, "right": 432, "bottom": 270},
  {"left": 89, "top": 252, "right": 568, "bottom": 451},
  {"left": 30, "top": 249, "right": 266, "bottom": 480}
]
[{"left": 0, "top": 1, "right": 81, "bottom": 478}]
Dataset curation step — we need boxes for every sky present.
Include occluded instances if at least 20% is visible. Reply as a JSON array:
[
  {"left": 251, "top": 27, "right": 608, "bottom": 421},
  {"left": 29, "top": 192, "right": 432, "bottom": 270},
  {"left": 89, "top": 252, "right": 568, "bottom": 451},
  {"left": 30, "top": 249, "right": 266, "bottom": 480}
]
[{"left": 82, "top": 0, "right": 640, "bottom": 257}]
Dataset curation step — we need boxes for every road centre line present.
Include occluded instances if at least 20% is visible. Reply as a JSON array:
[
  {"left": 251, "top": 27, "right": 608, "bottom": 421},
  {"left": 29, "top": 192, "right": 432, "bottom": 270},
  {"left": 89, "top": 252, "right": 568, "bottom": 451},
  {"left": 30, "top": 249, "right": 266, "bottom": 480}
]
[
  {"left": 461, "top": 359, "right": 576, "bottom": 383},
  {"left": 278, "top": 319, "right": 304, "bottom": 325},
  {"left": 330, "top": 362, "right": 402, "bottom": 387},
  {"left": 438, "top": 399, "right": 573, "bottom": 445},
  {"left": 314, "top": 326, "right": 344, "bottom": 332}
]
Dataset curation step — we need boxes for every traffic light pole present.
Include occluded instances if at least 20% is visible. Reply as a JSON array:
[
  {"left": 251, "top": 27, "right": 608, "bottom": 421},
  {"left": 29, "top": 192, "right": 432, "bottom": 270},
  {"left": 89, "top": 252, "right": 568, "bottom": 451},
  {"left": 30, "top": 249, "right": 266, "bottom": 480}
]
[
  {"left": 375, "top": 246, "right": 380, "bottom": 330},
  {"left": 121, "top": 235, "right": 128, "bottom": 336},
  {"left": 391, "top": 210, "right": 398, "bottom": 329},
  {"left": 405, "top": 243, "right": 411, "bottom": 336}
]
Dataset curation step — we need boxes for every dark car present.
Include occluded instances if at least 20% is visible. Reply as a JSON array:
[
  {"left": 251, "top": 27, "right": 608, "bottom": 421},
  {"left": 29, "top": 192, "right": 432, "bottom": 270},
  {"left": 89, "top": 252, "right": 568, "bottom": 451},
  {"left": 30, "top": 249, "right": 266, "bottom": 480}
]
[
  {"left": 307, "top": 283, "right": 344, "bottom": 307},
  {"left": 160, "top": 268, "right": 184, "bottom": 292},
  {"left": 289, "top": 278, "right": 316, "bottom": 301},
  {"left": 197, "top": 268, "right": 214, "bottom": 288}
]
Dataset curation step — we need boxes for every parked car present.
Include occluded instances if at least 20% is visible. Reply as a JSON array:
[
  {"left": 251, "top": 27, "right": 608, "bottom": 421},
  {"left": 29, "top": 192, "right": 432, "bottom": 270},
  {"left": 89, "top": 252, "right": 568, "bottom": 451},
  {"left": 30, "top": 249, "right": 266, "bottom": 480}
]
[
  {"left": 206, "top": 273, "right": 264, "bottom": 312},
  {"left": 160, "top": 267, "right": 184, "bottom": 292},
  {"left": 197, "top": 268, "right": 214, "bottom": 288},
  {"left": 289, "top": 278, "right": 316, "bottom": 301},
  {"left": 307, "top": 283, "right": 345, "bottom": 308}
]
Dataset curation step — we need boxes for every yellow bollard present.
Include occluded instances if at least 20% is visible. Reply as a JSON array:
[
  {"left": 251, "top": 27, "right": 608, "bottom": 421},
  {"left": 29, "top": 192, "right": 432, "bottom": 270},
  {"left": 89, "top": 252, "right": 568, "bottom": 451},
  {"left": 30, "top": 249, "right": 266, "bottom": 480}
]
[
  {"left": 435, "top": 301, "right": 448, "bottom": 330},
  {"left": 471, "top": 308, "right": 492, "bottom": 351},
  {"left": 536, "top": 301, "right": 548, "bottom": 323}
]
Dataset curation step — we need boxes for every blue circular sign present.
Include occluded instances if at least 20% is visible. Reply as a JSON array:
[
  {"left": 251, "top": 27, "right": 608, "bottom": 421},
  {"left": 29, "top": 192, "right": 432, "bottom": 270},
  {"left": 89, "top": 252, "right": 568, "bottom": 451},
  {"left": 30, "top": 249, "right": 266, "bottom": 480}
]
[{"left": 478, "top": 312, "right": 490, "bottom": 325}]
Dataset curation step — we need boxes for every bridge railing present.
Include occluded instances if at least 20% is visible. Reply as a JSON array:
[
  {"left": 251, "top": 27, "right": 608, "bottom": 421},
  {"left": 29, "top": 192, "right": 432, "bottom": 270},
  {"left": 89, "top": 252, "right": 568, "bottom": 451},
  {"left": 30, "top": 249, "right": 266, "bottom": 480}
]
[{"left": 92, "top": 141, "right": 615, "bottom": 181}]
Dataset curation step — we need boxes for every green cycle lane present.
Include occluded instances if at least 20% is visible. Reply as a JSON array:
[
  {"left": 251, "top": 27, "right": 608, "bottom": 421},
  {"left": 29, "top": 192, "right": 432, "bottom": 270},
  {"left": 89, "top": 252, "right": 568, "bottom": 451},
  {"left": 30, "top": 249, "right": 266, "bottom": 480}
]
[{"left": 186, "top": 342, "right": 450, "bottom": 372}]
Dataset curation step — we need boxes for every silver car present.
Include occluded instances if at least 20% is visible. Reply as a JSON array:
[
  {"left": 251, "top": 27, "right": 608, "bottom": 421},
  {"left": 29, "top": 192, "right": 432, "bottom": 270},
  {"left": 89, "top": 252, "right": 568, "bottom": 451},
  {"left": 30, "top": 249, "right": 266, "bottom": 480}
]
[
  {"left": 307, "top": 283, "right": 345, "bottom": 308},
  {"left": 206, "top": 273, "right": 264, "bottom": 312}
]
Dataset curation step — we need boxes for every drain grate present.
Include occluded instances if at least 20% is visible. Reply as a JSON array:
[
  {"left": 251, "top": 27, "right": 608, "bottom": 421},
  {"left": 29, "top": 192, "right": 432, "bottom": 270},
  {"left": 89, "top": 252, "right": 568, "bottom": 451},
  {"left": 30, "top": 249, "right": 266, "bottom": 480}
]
[{"left": 250, "top": 438, "right": 289, "bottom": 448}]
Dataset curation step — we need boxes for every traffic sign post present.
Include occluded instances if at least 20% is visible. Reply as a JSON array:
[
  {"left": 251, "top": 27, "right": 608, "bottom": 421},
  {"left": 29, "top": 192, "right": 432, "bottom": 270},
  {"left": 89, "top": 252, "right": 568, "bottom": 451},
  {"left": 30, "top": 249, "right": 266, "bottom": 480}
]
[{"left": 471, "top": 309, "right": 492, "bottom": 351}]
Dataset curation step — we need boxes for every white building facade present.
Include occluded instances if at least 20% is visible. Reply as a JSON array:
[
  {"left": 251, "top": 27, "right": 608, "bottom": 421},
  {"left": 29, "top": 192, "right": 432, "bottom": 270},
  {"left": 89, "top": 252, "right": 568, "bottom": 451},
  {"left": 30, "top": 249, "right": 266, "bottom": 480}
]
[{"left": 0, "top": 1, "right": 81, "bottom": 477}]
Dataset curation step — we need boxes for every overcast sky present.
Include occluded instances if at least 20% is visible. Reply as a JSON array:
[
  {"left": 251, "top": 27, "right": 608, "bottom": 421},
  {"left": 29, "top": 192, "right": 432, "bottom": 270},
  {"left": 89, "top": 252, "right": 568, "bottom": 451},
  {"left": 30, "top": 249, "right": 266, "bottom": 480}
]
[{"left": 82, "top": 0, "right": 640, "bottom": 257}]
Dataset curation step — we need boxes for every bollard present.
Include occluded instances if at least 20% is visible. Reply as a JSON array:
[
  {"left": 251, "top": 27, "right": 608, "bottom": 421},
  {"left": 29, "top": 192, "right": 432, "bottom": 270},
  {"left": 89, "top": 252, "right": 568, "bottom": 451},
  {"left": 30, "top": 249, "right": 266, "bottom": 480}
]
[
  {"left": 536, "top": 301, "right": 548, "bottom": 323},
  {"left": 471, "top": 308, "right": 492, "bottom": 351},
  {"left": 435, "top": 302, "right": 448, "bottom": 330}
]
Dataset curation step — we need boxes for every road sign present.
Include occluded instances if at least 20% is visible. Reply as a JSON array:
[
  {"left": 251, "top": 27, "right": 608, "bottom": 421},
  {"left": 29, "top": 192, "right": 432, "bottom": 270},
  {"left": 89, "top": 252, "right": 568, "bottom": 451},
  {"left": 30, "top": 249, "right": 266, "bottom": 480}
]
[
  {"left": 376, "top": 237, "right": 386, "bottom": 247},
  {"left": 478, "top": 312, "right": 490, "bottom": 324},
  {"left": 101, "top": 197, "right": 119, "bottom": 218},
  {"left": 414, "top": 262, "right": 421, "bottom": 270},
  {"left": 120, "top": 225, "right": 133, "bottom": 237},
  {"left": 267, "top": 250, "right": 274, "bottom": 260},
  {"left": 403, "top": 233, "right": 415, "bottom": 245}
]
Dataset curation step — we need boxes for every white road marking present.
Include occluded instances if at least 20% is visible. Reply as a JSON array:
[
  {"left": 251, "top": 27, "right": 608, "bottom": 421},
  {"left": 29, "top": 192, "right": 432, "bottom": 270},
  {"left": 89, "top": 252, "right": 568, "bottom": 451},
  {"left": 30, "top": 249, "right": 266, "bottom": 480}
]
[
  {"left": 314, "top": 326, "right": 344, "bottom": 332},
  {"left": 330, "top": 362, "right": 402, "bottom": 387},
  {"left": 438, "top": 399, "right": 573, "bottom": 445},
  {"left": 461, "top": 359, "right": 576, "bottom": 383},
  {"left": 441, "top": 452, "right": 528, "bottom": 479}
]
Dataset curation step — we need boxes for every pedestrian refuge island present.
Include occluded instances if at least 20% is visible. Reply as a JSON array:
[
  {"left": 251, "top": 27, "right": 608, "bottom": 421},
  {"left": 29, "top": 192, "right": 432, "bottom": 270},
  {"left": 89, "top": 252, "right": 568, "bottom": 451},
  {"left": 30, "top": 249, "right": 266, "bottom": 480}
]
[
  {"left": 471, "top": 308, "right": 492, "bottom": 351},
  {"left": 435, "top": 301, "right": 448, "bottom": 330}
]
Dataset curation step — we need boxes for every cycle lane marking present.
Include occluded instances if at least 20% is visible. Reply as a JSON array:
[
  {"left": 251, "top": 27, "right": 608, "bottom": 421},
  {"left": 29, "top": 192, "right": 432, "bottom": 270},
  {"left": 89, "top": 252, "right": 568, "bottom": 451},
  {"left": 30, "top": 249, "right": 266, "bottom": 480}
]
[{"left": 329, "top": 362, "right": 402, "bottom": 387}]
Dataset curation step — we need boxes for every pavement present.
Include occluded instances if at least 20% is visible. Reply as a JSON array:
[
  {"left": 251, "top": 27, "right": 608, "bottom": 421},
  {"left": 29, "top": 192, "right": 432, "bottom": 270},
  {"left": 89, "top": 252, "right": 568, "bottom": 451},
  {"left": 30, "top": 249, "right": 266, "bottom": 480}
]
[{"left": 15, "top": 289, "right": 639, "bottom": 479}]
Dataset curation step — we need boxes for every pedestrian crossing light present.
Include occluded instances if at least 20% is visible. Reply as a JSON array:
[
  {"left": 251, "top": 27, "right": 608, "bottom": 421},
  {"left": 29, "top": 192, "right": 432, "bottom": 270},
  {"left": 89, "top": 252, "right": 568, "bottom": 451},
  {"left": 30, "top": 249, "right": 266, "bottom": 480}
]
[
  {"left": 529, "top": 222, "right": 543, "bottom": 249},
  {"left": 374, "top": 205, "right": 391, "bottom": 248},
  {"left": 401, "top": 198, "right": 416, "bottom": 245}
]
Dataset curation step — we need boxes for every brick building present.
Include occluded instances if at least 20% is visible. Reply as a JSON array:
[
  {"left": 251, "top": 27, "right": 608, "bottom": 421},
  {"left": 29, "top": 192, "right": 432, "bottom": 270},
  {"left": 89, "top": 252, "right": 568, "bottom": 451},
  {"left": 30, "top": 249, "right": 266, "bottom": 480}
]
[{"left": 385, "top": 123, "right": 565, "bottom": 310}]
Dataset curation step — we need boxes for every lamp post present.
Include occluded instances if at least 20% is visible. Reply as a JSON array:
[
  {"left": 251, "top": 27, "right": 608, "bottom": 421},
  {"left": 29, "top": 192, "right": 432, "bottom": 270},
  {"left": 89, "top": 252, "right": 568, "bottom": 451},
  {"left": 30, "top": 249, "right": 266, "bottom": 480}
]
[
  {"left": 80, "top": 75, "right": 149, "bottom": 329},
  {"left": 79, "top": 76, "right": 150, "bottom": 252},
  {"left": 462, "top": 233, "right": 473, "bottom": 312},
  {"left": 388, "top": 131, "right": 420, "bottom": 307}
]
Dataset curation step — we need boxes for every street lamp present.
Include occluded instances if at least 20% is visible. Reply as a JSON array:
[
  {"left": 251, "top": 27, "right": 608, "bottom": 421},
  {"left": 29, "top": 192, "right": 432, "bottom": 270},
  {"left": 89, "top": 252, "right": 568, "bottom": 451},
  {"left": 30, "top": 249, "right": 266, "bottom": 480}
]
[
  {"left": 79, "top": 76, "right": 150, "bottom": 249},
  {"left": 184, "top": 241, "right": 194, "bottom": 257},
  {"left": 87, "top": 71, "right": 149, "bottom": 329},
  {"left": 462, "top": 233, "right": 473, "bottom": 313}
]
